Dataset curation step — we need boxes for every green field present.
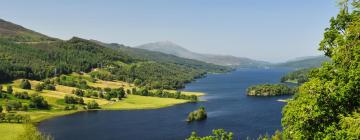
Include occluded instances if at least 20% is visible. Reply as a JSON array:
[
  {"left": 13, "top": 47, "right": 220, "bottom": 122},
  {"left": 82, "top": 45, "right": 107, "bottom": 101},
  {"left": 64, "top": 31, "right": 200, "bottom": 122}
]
[
  {"left": 0, "top": 123, "right": 26, "bottom": 140},
  {"left": 102, "top": 95, "right": 189, "bottom": 110},
  {"left": 0, "top": 75, "right": 205, "bottom": 139}
]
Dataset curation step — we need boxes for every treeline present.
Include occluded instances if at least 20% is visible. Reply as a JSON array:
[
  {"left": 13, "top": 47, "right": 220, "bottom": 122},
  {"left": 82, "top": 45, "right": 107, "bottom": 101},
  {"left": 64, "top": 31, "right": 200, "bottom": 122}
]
[
  {"left": 68, "top": 86, "right": 198, "bottom": 102},
  {"left": 48, "top": 74, "right": 199, "bottom": 101},
  {"left": 0, "top": 34, "right": 230, "bottom": 89},
  {"left": 246, "top": 84, "right": 296, "bottom": 96},
  {"left": 132, "top": 88, "right": 198, "bottom": 102},
  {"left": 0, "top": 113, "right": 30, "bottom": 123},
  {"left": 280, "top": 68, "right": 313, "bottom": 84},
  {"left": 187, "top": 129, "right": 233, "bottom": 140}
]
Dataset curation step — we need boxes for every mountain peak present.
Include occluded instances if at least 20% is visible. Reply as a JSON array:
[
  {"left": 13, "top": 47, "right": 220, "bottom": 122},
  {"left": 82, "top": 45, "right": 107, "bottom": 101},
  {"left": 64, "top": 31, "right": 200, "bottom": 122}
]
[
  {"left": 141, "top": 41, "right": 188, "bottom": 50},
  {"left": 136, "top": 41, "right": 191, "bottom": 56},
  {"left": 136, "top": 41, "right": 270, "bottom": 68}
]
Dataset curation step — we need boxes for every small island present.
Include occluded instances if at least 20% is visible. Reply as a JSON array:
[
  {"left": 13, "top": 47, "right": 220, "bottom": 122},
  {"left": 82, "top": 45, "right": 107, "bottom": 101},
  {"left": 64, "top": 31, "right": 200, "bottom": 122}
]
[
  {"left": 246, "top": 84, "right": 296, "bottom": 96},
  {"left": 187, "top": 106, "right": 207, "bottom": 123}
]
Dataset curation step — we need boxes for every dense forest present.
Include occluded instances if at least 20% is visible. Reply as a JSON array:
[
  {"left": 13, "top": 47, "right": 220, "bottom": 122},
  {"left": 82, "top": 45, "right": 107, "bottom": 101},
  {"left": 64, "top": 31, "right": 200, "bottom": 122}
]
[
  {"left": 0, "top": 19, "right": 231, "bottom": 89},
  {"left": 246, "top": 84, "right": 296, "bottom": 96}
]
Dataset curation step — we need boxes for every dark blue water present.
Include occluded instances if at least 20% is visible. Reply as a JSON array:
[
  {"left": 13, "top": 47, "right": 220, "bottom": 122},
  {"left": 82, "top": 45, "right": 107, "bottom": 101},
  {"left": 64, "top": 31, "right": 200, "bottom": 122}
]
[{"left": 38, "top": 68, "right": 292, "bottom": 140}]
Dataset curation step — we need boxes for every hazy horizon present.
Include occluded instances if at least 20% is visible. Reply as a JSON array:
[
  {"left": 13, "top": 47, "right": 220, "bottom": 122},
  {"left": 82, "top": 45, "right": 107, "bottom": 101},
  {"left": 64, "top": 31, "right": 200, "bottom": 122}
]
[{"left": 0, "top": 0, "right": 338, "bottom": 62}]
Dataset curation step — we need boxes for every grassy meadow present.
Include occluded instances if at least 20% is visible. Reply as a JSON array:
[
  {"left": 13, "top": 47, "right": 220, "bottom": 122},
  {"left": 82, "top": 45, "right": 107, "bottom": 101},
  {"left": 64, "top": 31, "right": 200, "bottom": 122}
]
[
  {"left": 0, "top": 73, "right": 205, "bottom": 139},
  {"left": 0, "top": 123, "right": 26, "bottom": 140}
]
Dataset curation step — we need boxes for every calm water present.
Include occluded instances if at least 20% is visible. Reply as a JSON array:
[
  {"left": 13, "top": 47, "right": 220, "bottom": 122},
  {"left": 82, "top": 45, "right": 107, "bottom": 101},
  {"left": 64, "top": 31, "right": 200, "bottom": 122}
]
[{"left": 38, "top": 68, "right": 292, "bottom": 140}]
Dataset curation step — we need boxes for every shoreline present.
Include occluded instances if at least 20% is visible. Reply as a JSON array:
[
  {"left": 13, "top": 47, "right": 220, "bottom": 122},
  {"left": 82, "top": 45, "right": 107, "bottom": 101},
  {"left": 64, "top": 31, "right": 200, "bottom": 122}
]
[
  {"left": 34, "top": 92, "right": 206, "bottom": 130},
  {"left": 1, "top": 73, "right": 209, "bottom": 140},
  {"left": 1, "top": 92, "right": 205, "bottom": 140}
]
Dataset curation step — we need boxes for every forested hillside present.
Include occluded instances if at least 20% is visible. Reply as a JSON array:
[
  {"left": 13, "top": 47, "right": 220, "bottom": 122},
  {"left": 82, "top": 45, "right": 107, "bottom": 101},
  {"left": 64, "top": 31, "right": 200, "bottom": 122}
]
[
  {"left": 275, "top": 56, "right": 330, "bottom": 69},
  {"left": 280, "top": 68, "right": 313, "bottom": 84},
  {"left": 0, "top": 19, "right": 57, "bottom": 42},
  {"left": 0, "top": 19, "right": 230, "bottom": 89}
]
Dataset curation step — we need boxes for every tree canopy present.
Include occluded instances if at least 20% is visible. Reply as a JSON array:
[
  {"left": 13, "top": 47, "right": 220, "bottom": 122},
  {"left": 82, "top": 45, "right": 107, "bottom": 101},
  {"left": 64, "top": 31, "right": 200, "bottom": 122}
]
[{"left": 282, "top": 0, "right": 360, "bottom": 139}]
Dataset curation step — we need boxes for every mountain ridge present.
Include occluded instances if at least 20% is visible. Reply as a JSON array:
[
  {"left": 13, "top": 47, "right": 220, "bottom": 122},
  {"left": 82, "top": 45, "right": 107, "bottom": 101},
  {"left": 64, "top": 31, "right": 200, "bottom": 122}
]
[
  {"left": 275, "top": 55, "right": 330, "bottom": 69},
  {"left": 0, "top": 18, "right": 58, "bottom": 42},
  {"left": 136, "top": 41, "right": 271, "bottom": 68},
  {"left": 0, "top": 18, "right": 230, "bottom": 89}
]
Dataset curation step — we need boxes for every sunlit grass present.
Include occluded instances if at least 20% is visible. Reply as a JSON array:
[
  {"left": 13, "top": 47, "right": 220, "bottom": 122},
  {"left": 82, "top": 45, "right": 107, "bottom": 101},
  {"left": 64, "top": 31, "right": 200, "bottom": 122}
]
[
  {"left": 0, "top": 75, "right": 198, "bottom": 139},
  {"left": 102, "top": 95, "right": 189, "bottom": 110},
  {"left": 88, "top": 79, "right": 135, "bottom": 90},
  {"left": 0, "top": 123, "right": 26, "bottom": 140}
]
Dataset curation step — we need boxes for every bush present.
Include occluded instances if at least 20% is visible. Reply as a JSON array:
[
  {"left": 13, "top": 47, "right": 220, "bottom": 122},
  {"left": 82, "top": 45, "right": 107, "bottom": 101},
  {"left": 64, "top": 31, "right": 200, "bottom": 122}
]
[
  {"left": 64, "top": 104, "right": 78, "bottom": 110},
  {"left": 6, "top": 100, "right": 23, "bottom": 111},
  {"left": 19, "top": 79, "right": 31, "bottom": 89},
  {"left": 35, "top": 83, "right": 44, "bottom": 91},
  {"left": 64, "top": 95, "right": 84, "bottom": 104},
  {"left": 14, "top": 91, "right": 30, "bottom": 99},
  {"left": 84, "top": 90, "right": 99, "bottom": 98},
  {"left": 86, "top": 100, "right": 99, "bottom": 109},
  {"left": 35, "top": 83, "right": 56, "bottom": 92},
  {"left": 7, "top": 86, "right": 13, "bottom": 94},
  {"left": 29, "top": 94, "right": 49, "bottom": 109},
  {"left": 72, "top": 89, "right": 84, "bottom": 97},
  {"left": 0, "top": 92, "right": 7, "bottom": 99},
  {"left": 44, "top": 84, "right": 56, "bottom": 90}
]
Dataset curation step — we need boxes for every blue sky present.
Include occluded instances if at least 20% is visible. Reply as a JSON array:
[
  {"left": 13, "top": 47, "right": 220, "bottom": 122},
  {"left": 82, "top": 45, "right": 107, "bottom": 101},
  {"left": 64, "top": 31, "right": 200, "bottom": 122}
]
[{"left": 0, "top": 0, "right": 339, "bottom": 62}]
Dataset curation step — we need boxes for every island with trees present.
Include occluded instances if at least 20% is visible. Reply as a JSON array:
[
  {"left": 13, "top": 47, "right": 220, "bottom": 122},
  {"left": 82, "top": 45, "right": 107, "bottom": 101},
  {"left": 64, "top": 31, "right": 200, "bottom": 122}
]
[
  {"left": 187, "top": 106, "right": 207, "bottom": 123},
  {"left": 246, "top": 84, "right": 296, "bottom": 96}
]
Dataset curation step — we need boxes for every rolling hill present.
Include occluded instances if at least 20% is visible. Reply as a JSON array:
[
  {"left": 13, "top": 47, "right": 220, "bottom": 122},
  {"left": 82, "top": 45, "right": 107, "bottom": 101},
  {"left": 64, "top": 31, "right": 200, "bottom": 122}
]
[
  {"left": 90, "top": 40, "right": 231, "bottom": 72},
  {"left": 275, "top": 55, "right": 330, "bottom": 69},
  {"left": 0, "top": 19, "right": 57, "bottom": 42},
  {"left": 136, "top": 41, "right": 270, "bottom": 68},
  {"left": 0, "top": 18, "right": 230, "bottom": 89}
]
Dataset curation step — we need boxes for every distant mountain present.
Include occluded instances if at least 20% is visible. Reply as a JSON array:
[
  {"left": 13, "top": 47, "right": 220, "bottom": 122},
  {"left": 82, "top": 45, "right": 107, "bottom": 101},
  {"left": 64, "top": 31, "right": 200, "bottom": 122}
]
[
  {"left": 90, "top": 40, "right": 232, "bottom": 72},
  {"left": 275, "top": 56, "right": 330, "bottom": 69},
  {"left": 136, "top": 41, "right": 270, "bottom": 68},
  {"left": 0, "top": 18, "right": 57, "bottom": 42},
  {"left": 0, "top": 18, "right": 230, "bottom": 89}
]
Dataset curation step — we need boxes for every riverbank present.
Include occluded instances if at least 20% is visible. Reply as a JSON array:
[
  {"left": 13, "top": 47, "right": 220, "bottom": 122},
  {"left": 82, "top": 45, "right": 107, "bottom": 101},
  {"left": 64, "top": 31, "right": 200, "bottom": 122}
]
[
  {"left": 37, "top": 68, "right": 291, "bottom": 140},
  {"left": 0, "top": 76, "right": 205, "bottom": 140},
  {"left": 1, "top": 95, "right": 201, "bottom": 140}
]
